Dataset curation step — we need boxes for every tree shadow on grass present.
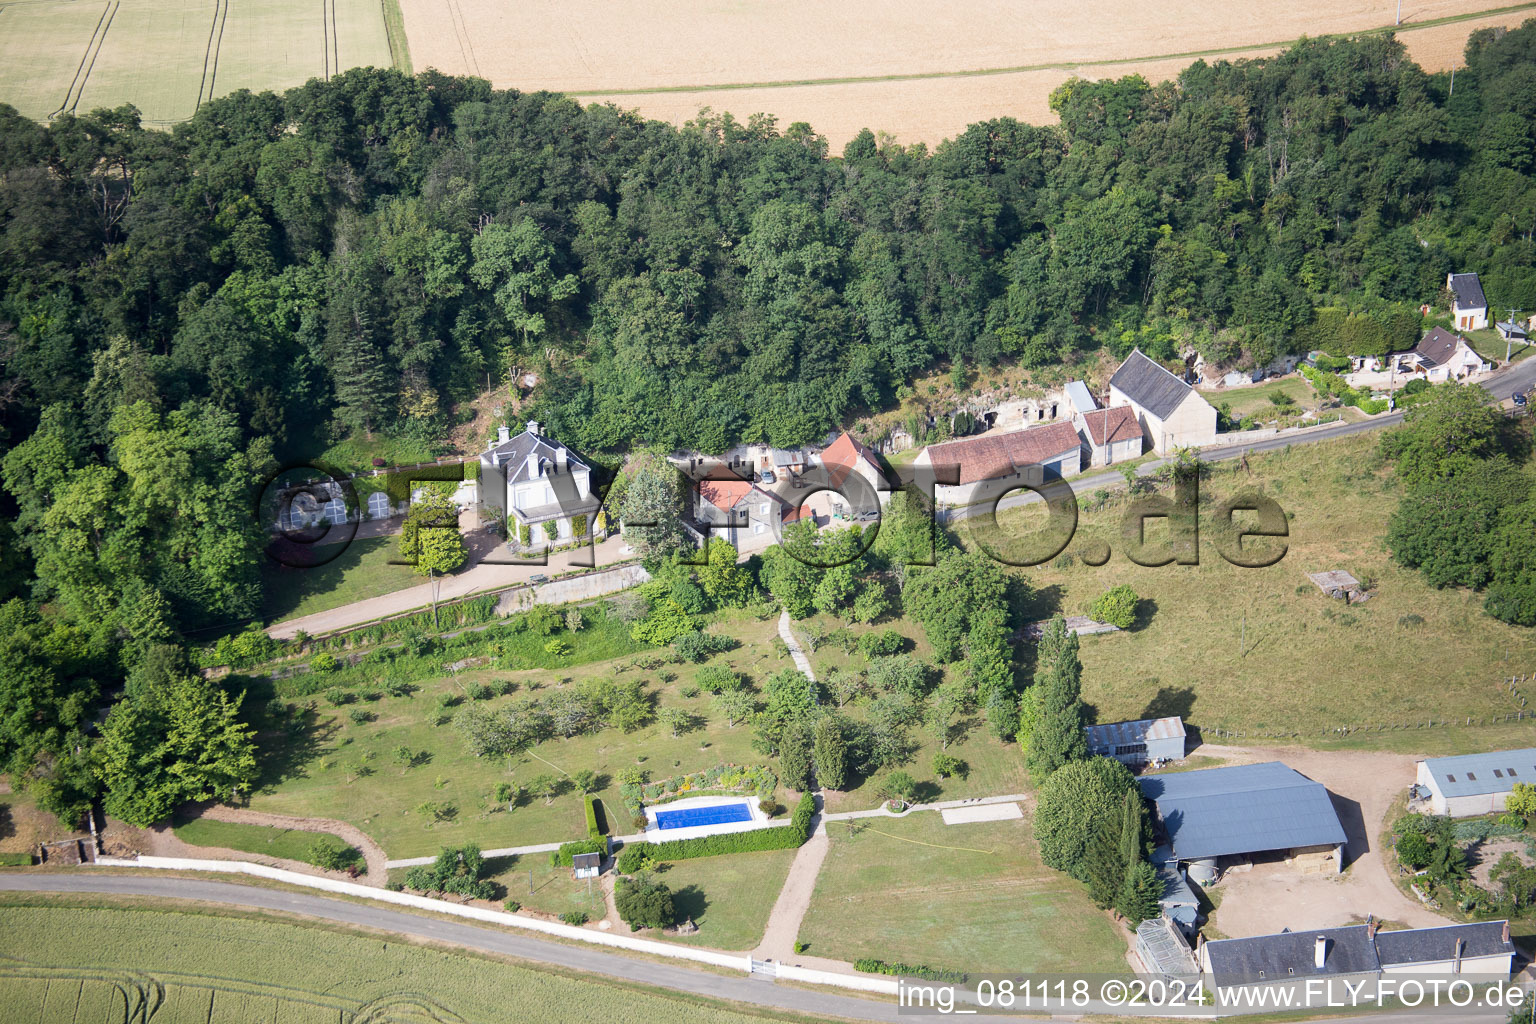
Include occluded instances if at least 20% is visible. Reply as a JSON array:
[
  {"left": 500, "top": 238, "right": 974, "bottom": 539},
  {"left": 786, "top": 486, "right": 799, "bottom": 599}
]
[
  {"left": 253, "top": 706, "right": 339, "bottom": 795},
  {"left": 0, "top": 803, "right": 12, "bottom": 842},
  {"left": 1140, "top": 685, "right": 1196, "bottom": 723},
  {"left": 672, "top": 883, "right": 708, "bottom": 926},
  {"left": 1013, "top": 582, "right": 1065, "bottom": 625},
  {"left": 1130, "top": 597, "right": 1159, "bottom": 633}
]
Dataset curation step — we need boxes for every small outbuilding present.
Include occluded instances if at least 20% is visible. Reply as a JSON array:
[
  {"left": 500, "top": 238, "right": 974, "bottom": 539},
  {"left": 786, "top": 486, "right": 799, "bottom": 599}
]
[
  {"left": 1136, "top": 914, "right": 1199, "bottom": 977},
  {"left": 572, "top": 852, "right": 602, "bottom": 879},
  {"left": 1307, "top": 570, "right": 1366, "bottom": 602},
  {"left": 1085, "top": 716, "right": 1186, "bottom": 766},
  {"left": 1414, "top": 748, "right": 1536, "bottom": 817}
]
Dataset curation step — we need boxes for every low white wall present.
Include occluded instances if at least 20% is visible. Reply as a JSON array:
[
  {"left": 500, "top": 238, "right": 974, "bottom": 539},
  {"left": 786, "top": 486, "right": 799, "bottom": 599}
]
[
  {"left": 496, "top": 563, "right": 650, "bottom": 615},
  {"left": 91, "top": 856, "right": 899, "bottom": 996}
]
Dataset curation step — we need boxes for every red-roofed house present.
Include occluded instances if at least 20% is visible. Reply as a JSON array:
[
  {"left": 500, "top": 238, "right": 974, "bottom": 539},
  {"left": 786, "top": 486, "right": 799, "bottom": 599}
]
[
  {"left": 693, "top": 470, "right": 793, "bottom": 548},
  {"left": 913, "top": 420, "right": 1082, "bottom": 505},
  {"left": 1075, "top": 405, "right": 1143, "bottom": 467},
  {"left": 819, "top": 431, "right": 888, "bottom": 502}
]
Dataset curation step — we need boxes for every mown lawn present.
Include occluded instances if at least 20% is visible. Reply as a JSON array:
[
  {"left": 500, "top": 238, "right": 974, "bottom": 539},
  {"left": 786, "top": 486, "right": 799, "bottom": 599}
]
[
  {"left": 171, "top": 818, "right": 358, "bottom": 868},
  {"left": 986, "top": 432, "right": 1536, "bottom": 744},
  {"left": 653, "top": 847, "right": 798, "bottom": 950},
  {"left": 261, "top": 536, "right": 422, "bottom": 624},
  {"left": 249, "top": 610, "right": 785, "bottom": 859},
  {"left": 797, "top": 813, "right": 1125, "bottom": 974},
  {"left": 0, "top": 900, "right": 807, "bottom": 1024},
  {"left": 1198, "top": 375, "right": 1317, "bottom": 420}
]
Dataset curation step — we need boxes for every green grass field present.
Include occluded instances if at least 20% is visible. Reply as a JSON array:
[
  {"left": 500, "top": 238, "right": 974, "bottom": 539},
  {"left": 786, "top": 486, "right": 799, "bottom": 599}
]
[
  {"left": 0, "top": 899, "right": 820, "bottom": 1024},
  {"left": 262, "top": 535, "right": 424, "bottom": 623},
  {"left": 249, "top": 610, "right": 785, "bottom": 858},
  {"left": 0, "top": 0, "right": 400, "bottom": 125},
  {"left": 988, "top": 432, "right": 1536, "bottom": 743},
  {"left": 797, "top": 814, "right": 1125, "bottom": 974},
  {"left": 1197, "top": 376, "right": 1317, "bottom": 420},
  {"left": 172, "top": 817, "right": 359, "bottom": 868},
  {"left": 653, "top": 847, "right": 798, "bottom": 950}
]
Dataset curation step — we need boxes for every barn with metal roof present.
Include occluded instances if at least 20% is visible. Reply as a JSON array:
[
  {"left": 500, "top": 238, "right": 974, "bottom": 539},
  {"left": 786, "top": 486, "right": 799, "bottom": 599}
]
[
  {"left": 1138, "top": 762, "right": 1347, "bottom": 879},
  {"left": 1085, "top": 716, "right": 1185, "bottom": 766},
  {"left": 1415, "top": 748, "right": 1536, "bottom": 817}
]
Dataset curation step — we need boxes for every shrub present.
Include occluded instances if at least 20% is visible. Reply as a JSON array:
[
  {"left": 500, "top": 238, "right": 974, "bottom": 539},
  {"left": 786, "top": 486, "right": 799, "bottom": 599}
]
[
  {"left": 857, "top": 630, "right": 905, "bottom": 658},
  {"left": 503, "top": 899, "right": 521, "bottom": 912},
  {"left": 347, "top": 708, "right": 373, "bottom": 725},
  {"left": 931, "top": 753, "right": 968, "bottom": 779},
  {"left": 673, "top": 629, "right": 732, "bottom": 663},
  {"left": 307, "top": 836, "right": 359, "bottom": 871},
  {"left": 853, "top": 959, "right": 967, "bottom": 983},
  {"left": 615, "top": 873, "right": 675, "bottom": 930},
  {"left": 543, "top": 637, "right": 572, "bottom": 657},
  {"left": 312, "top": 652, "right": 340, "bottom": 673},
  {"left": 1088, "top": 585, "right": 1139, "bottom": 629},
  {"left": 584, "top": 794, "right": 608, "bottom": 839},
  {"left": 616, "top": 844, "right": 654, "bottom": 874},
  {"left": 553, "top": 838, "right": 608, "bottom": 866},
  {"left": 695, "top": 666, "right": 744, "bottom": 694},
  {"left": 794, "top": 940, "right": 810, "bottom": 954},
  {"left": 559, "top": 910, "right": 590, "bottom": 926},
  {"left": 1396, "top": 830, "right": 1432, "bottom": 868},
  {"left": 323, "top": 687, "right": 352, "bottom": 707},
  {"left": 0, "top": 852, "right": 33, "bottom": 866},
  {"left": 468, "top": 683, "right": 494, "bottom": 701}
]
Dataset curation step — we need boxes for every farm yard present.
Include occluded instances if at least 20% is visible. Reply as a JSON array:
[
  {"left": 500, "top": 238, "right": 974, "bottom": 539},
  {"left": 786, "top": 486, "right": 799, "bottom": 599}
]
[
  {"left": 0, "top": 900, "right": 806, "bottom": 1024},
  {"left": 0, "top": 0, "right": 403, "bottom": 124},
  {"left": 396, "top": 0, "right": 1536, "bottom": 147}
]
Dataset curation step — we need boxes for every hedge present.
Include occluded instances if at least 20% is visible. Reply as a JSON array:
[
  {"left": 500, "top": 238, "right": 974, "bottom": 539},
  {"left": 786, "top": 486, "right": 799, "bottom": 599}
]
[
  {"left": 0, "top": 852, "right": 32, "bottom": 867},
  {"left": 854, "top": 959, "right": 967, "bottom": 983},
  {"left": 618, "top": 793, "right": 816, "bottom": 870},
  {"left": 584, "top": 795, "right": 607, "bottom": 839},
  {"left": 551, "top": 838, "right": 608, "bottom": 866}
]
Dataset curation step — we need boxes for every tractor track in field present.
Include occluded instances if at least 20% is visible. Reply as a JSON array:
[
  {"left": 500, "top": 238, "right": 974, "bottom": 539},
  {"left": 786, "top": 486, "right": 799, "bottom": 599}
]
[{"left": 51, "top": 0, "right": 116, "bottom": 117}]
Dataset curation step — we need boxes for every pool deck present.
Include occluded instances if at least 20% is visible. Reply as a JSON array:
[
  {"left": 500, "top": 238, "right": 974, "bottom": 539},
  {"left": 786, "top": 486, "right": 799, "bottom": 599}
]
[{"left": 643, "top": 795, "right": 770, "bottom": 843}]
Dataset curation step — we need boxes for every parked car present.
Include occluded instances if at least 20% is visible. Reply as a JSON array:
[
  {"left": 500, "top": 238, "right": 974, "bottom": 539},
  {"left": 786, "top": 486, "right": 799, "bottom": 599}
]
[
  {"left": 1515, "top": 392, "right": 1528, "bottom": 408},
  {"left": 758, "top": 470, "right": 776, "bottom": 484},
  {"left": 529, "top": 573, "right": 549, "bottom": 584}
]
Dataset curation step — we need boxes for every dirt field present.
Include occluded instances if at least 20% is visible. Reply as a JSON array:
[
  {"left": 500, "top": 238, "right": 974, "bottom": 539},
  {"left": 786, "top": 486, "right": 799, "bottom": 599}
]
[
  {"left": 393, "top": 0, "right": 1536, "bottom": 147},
  {"left": 0, "top": 0, "right": 400, "bottom": 124}
]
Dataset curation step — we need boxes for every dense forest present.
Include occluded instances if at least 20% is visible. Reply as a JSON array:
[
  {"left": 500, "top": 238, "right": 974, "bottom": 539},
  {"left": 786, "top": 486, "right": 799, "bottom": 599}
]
[{"left": 1, "top": 25, "right": 1535, "bottom": 823}]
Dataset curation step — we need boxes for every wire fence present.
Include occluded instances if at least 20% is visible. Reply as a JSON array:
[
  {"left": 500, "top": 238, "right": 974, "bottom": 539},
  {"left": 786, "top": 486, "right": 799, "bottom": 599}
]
[{"left": 1199, "top": 680, "right": 1535, "bottom": 740}]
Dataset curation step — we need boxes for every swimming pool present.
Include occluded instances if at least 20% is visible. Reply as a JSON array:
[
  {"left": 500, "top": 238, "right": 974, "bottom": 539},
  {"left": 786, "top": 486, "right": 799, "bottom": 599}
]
[{"left": 653, "top": 802, "right": 754, "bottom": 830}]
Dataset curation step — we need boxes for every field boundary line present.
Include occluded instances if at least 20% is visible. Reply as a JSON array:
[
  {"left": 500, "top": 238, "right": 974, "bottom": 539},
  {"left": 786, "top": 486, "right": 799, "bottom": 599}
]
[
  {"left": 51, "top": 0, "right": 115, "bottom": 117},
  {"left": 568, "top": 0, "right": 1536, "bottom": 97},
  {"left": 88, "top": 856, "right": 903, "bottom": 995}
]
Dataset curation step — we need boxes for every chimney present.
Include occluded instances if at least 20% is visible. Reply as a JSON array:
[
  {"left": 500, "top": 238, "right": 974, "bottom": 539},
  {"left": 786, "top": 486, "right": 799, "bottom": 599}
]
[
  {"left": 555, "top": 446, "right": 568, "bottom": 472},
  {"left": 1453, "top": 937, "right": 1465, "bottom": 974},
  {"left": 1367, "top": 915, "right": 1378, "bottom": 940},
  {"left": 497, "top": 424, "right": 510, "bottom": 444},
  {"left": 1314, "top": 936, "right": 1327, "bottom": 969},
  {"left": 1503, "top": 921, "right": 1511, "bottom": 944},
  {"left": 526, "top": 420, "right": 539, "bottom": 437}
]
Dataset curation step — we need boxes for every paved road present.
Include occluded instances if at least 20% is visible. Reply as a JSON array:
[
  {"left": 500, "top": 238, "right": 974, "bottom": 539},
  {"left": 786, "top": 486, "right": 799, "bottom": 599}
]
[
  {"left": 947, "top": 360, "right": 1536, "bottom": 524},
  {"left": 2, "top": 874, "right": 1512, "bottom": 1021}
]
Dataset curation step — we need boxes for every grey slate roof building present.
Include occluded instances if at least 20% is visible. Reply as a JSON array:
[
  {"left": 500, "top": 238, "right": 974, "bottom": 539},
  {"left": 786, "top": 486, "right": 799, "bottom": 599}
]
[
  {"left": 1373, "top": 921, "right": 1514, "bottom": 969},
  {"left": 1204, "top": 925, "right": 1380, "bottom": 986},
  {"left": 1202, "top": 921, "right": 1516, "bottom": 989},
  {"left": 1449, "top": 272, "right": 1487, "bottom": 313},
  {"left": 1137, "top": 762, "right": 1347, "bottom": 865},
  {"left": 1085, "top": 716, "right": 1186, "bottom": 765},
  {"left": 1109, "top": 349, "right": 1194, "bottom": 420},
  {"left": 479, "top": 421, "right": 602, "bottom": 530}
]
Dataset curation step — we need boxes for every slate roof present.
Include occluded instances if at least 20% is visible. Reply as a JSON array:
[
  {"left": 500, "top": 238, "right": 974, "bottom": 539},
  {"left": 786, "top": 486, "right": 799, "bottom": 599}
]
[
  {"left": 1080, "top": 405, "right": 1143, "bottom": 446},
  {"left": 1110, "top": 349, "right": 1196, "bottom": 420},
  {"left": 1421, "top": 748, "right": 1536, "bottom": 799},
  {"left": 1373, "top": 922, "right": 1514, "bottom": 968},
  {"left": 571, "top": 852, "right": 601, "bottom": 870},
  {"left": 1449, "top": 272, "right": 1487, "bottom": 311},
  {"left": 1137, "top": 762, "right": 1346, "bottom": 861},
  {"left": 923, "top": 420, "right": 1081, "bottom": 485},
  {"left": 1497, "top": 321, "right": 1528, "bottom": 339},
  {"left": 1205, "top": 925, "right": 1380, "bottom": 984},
  {"left": 1064, "top": 380, "right": 1098, "bottom": 415},
  {"left": 484, "top": 428, "right": 592, "bottom": 486},
  {"left": 1086, "top": 716, "right": 1185, "bottom": 753},
  {"left": 1413, "top": 327, "right": 1466, "bottom": 368}
]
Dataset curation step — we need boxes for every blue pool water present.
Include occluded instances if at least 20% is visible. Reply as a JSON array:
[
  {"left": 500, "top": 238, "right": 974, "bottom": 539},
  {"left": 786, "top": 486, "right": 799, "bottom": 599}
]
[{"left": 653, "top": 802, "right": 753, "bottom": 830}]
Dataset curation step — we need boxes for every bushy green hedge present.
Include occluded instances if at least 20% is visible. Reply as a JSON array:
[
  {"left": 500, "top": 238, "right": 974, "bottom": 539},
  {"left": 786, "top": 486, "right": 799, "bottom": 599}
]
[
  {"left": 619, "top": 792, "right": 816, "bottom": 870},
  {"left": 854, "top": 959, "right": 967, "bottom": 983},
  {"left": 551, "top": 838, "right": 608, "bottom": 866},
  {"left": 584, "top": 795, "right": 607, "bottom": 839},
  {"left": 0, "top": 852, "right": 33, "bottom": 866}
]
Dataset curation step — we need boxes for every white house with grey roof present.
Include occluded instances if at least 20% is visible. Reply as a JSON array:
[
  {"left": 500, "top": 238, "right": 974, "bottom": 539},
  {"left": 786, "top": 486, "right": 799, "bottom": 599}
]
[
  {"left": 1201, "top": 919, "right": 1514, "bottom": 993},
  {"left": 479, "top": 421, "right": 602, "bottom": 549},
  {"left": 1448, "top": 272, "right": 1489, "bottom": 331},
  {"left": 1138, "top": 761, "right": 1347, "bottom": 881},
  {"left": 1107, "top": 349, "right": 1217, "bottom": 454},
  {"left": 1415, "top": 747, "right": 1536, "bottom": 817}
]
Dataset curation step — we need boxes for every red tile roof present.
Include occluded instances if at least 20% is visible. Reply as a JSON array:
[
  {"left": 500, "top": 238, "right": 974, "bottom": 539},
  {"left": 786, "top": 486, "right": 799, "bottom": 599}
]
[
  {"left": 697, "top": 475, "right": 755, "bottom": 513},
  {"left": 820, "top": 431, "right": 883, "bottom": 488},
  {"left": 1081, "top": 405, "right": 1142, "bottom": 446},
  {"left": 923, "top": 420, "right": 1082, "bottom": 485}
]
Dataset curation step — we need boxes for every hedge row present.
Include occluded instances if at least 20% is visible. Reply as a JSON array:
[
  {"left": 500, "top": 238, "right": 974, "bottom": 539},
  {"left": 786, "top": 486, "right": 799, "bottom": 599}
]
[
  {"left": 854, "top": 959, "right": 967, "bottom": 983},
  {"left": 617, "top": 793, "right": 816, "bottom": 871},
  {"left": 551, "top": 838, "right": 608, "bottom": 866},
  {"left": 584, "top": 795, "right": 607, "bottom": 840},
  {"left": 0, "top": 852, "right": 32, "bottom": 867}
]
